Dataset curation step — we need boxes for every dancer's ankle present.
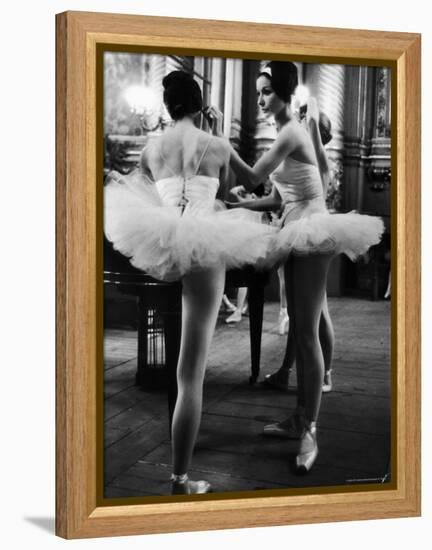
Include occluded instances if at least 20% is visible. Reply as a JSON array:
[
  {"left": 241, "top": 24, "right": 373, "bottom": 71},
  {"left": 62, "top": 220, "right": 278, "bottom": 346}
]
[
  {"left": 171, "top": 473, "right": 211, "bottom": 495},
  {"left": 303, "top": 418, "right": 317, "bottom": 432},
  {"left": 171, "top": 473, "right": 188, "bottom": 484}
]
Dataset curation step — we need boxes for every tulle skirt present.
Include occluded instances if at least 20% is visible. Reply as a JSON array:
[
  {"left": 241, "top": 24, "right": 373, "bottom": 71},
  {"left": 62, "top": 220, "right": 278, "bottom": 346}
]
[
  {"left": 275, "top": 196, "right": 385, "bottom": 261},
  {"left": 104, "top": 174, "right": 277, "bottom": 282}
]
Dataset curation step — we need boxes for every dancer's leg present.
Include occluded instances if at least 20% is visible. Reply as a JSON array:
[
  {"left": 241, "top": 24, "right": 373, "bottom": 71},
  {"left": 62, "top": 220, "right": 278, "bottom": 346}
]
[
  {"left": 384, "top": 270, "right": 391, "bottom": 299},
  {"left": 262, "top": 264, "right": 294, "bottom": 390},
  {"left": 226, "top": 287, "right": 247, "bottom": 323},
  {"left": 263, "top": 255, "right": 332, "bottom": 446},
  {"left": 289, "top": 254, "right": 333, "bottom": 472},
  {"left": 277, "top": 266, "right": 289, "bottom": 334},
  {"left": 291, "top": 254, "right": 332, "bottom": 422},
  {"left": 270, "top": 290, "right": 334, "bottom": 391},
  {"left": 280, "top": 326, "right": 296, "bottom": 372},
  {"left": 237, "top": 287, "right": 248, "bottom": 312},
  {"left": 222, "top": 294, "right": 236, "bottom": 312},
  {"left": 320, "top": 293, "right": 335, "bottom": 392},
  {"left": 270, "top": 300, "right": 333, "bottom": 392},
  {"left": 171, "top": 266, "right": 225, "bottom": 476},
  {"left": 262, "top": 256, "right": 308, "bottom": 439},
  {"left": 320, "top": 293, "right": 334, "bottom": 374},
  {"left": 285, "top": 258, "right": 304, "bottom": 406},
  {"left": 278, "top": 265, "right": 287, "bottom": 310}
]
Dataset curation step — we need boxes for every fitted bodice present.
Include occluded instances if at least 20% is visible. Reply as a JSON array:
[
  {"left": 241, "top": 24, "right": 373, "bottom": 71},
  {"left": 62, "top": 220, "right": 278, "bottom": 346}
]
[
  {"left": 270, "top": 156, "right": 323, "bottom": 204},
  {"left": 155, "top": 175, "right": 220, "bottom": 211},
  {"left": 153, "top": 134, "right": 220, "bottom": 213}
]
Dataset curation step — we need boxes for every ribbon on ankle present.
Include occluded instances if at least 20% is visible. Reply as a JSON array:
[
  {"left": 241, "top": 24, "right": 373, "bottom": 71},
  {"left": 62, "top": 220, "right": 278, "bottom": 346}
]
[{"left": 171, "top": 473, "right": 188, "bottom": 483}]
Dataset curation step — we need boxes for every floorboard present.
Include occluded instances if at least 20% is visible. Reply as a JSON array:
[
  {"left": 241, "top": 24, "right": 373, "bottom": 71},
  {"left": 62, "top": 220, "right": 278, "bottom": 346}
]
[{"left": 103, "top": 297, "right": 392, "bottom": 497}]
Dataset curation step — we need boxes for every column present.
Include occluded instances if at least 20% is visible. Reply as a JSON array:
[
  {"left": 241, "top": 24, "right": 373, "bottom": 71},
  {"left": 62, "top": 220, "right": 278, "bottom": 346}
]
[
  {"left": 223, "top": 58, "right": 235, "bottom": 138},
  {"left": 210, "top": 58, "right": 226, "bottom": 113},
  {"left": 367, "top": 67, "right": 391, "bottom": 194},
  {"left": 305, "top": 64, "right": 345, "bottom": 212}
]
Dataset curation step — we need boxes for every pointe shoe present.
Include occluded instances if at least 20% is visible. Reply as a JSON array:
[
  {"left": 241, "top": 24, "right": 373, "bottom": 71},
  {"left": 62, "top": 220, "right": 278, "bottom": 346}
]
[
  {"left": 322, "top": 370, "right": 333, "bottom": 393},
  {"left": 171, "top": 475, "right": 211, "bottom": 495},
  {"left": 278, "top": 310, "right": 289, "bottom": 335},
  {"left": 226, "top": 310, "right": 242, "bottom": 323},
  {"left": 263, "top": 410, "right": 305, "bottom": 439},
  {"left": 295, "top": 422, "right": 318, "bottom": 474},
  {"left": 262, "top": 370, "right": 291, "bottom": 391}
]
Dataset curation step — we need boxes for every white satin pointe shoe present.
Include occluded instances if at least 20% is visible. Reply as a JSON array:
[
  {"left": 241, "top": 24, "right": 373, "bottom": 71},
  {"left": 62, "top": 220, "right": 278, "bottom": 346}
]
[
  {"left": 171, "top": 474, "right": 211, "bottom": 495},
  {"left": 226, "top": 309, "right": 242, "bottom": 323},
  {"left": 295, "top": 421, "right": 318, "bottom": 474},
  {"left": 278, "top": 309, "right": 289, "bottom": 335},
  {"left": 322, "top": 370, "right": 333, "bottom": 393}
]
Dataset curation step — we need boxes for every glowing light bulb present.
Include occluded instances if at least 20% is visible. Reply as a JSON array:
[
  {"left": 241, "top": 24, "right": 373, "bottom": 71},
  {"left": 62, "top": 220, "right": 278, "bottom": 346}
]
[{"left": 124, "top": 85, "right": 159, "bottom": 115}]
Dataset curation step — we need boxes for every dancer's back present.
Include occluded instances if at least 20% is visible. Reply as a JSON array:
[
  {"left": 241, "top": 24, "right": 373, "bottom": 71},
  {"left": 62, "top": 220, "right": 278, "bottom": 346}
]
[{"left": 142, "top": 122, "right": 229, "bottom": 185}]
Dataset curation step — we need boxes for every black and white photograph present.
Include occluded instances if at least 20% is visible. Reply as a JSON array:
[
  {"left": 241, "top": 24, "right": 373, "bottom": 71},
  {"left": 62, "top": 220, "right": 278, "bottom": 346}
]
[{"left": 102, "top": 51, "right": 391, "bottom": 499}]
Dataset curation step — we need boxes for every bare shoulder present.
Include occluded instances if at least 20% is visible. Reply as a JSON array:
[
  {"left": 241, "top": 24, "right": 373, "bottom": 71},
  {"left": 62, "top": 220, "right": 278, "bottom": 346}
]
[
  {"left": 209, "top": 135, "right": 231, "bottom": 162},
  {"left": 278, "top": 119, "right": 302, "bottom": 141}
]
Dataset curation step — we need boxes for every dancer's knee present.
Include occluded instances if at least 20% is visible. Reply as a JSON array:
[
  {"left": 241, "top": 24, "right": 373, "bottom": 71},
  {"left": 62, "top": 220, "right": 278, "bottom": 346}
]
[
  {"left": 177, "top": 364, "right": 205, "bottom": 390},
  {"left": 296, "top": 331, "right": 318, "bottom": 353}
]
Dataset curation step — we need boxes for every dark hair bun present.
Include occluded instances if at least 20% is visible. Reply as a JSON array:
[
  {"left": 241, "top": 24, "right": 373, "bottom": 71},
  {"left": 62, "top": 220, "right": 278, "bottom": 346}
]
[
  {"left": 162, "top": 70, "right": 203, "bottom": 120},
  {"left": 264, "top": 61, "right": 298, "bottom": 103},
  {"left": 318, "top": 112, "right": 332, "bottom": 145}
]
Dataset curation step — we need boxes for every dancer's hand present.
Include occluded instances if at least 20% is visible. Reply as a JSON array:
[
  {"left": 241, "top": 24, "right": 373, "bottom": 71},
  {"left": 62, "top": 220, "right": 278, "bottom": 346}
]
[
  {"left": 106, "top": 170, "right": 124, "bottom": 184},
  {"left": 225, "top": 200, "right": 241, "bottom": 209},
  {"left": 229, "top": 185, "right": 248, "bottom": 201},
  {"left": 203, "top": 106, "right": 224, "bottom": 136},
  {"left": 306, "top": 97, "right": 320, "bottom": 124}
]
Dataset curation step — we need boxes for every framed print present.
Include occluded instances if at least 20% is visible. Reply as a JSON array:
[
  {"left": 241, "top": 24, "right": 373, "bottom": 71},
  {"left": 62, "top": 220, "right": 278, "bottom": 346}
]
[{"left": 55, "top": 11, "right": 421, "bottom": 539}]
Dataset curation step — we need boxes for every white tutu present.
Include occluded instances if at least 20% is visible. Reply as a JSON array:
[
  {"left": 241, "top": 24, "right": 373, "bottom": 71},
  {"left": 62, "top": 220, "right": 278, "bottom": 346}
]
[
  {"left": 275, "top": 197, "right": 384, "bottom": 260},
  {"left": 104, "top": 171, "right": 277, "bottom": 282}
]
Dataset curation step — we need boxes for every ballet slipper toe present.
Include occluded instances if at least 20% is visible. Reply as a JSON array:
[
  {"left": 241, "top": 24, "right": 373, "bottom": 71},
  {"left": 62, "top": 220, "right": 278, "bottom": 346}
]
[
  {"left": 261, "top": 372, "right": 290, "bottom": 391},
  {"left": 295, "top": 425, "right": 318, "bottom": 474},
  {"left": 171, "top": 479, "right": 211, "bottom": 495},
  {"left": 226, "top": 311, "right": 242, "bottom": 323}
]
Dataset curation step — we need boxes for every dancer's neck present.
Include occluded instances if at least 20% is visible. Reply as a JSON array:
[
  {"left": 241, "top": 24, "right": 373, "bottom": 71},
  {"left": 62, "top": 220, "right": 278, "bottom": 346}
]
[
  {"left": 275, "top": 104, "right": 293, "bottom": 131},
  {"left": 173, "top": 117, "right": 196, "bottom": 130}
]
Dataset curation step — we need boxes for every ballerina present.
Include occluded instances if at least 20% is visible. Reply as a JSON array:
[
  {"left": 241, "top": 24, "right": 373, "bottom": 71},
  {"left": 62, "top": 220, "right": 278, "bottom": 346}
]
[
  {"left": 210, "top": 61, "right": 384, "bottom": 473},
  {"left": 104, "top": 71, "right": 276, "bottom": 493},
  {"left": 263, "top": 102, "right": 335, "bottom": 394}
]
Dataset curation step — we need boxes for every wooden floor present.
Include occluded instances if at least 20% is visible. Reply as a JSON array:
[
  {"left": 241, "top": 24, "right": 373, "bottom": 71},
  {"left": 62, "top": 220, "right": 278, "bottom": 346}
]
[{"left": 103, "top": 297, "right": 391, "bottom": 499}]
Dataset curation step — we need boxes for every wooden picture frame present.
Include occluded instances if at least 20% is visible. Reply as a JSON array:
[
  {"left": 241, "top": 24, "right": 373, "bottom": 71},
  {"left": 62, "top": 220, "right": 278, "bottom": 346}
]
[{"left": 55, "top": 10, "right": 421, "bottom": 539}]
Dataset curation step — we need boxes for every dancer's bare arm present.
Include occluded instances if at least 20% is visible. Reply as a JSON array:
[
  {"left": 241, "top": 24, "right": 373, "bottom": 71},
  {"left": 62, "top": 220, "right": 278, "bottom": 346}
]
[
  {"left": 306, "top": 98, "right": 331, "bottom": 193},
  {"left": 205, "top": 106, "right": 296, "bottom": 192},
  {"left": 226, "top": 185, "right": 282, "bottom": 211}
]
